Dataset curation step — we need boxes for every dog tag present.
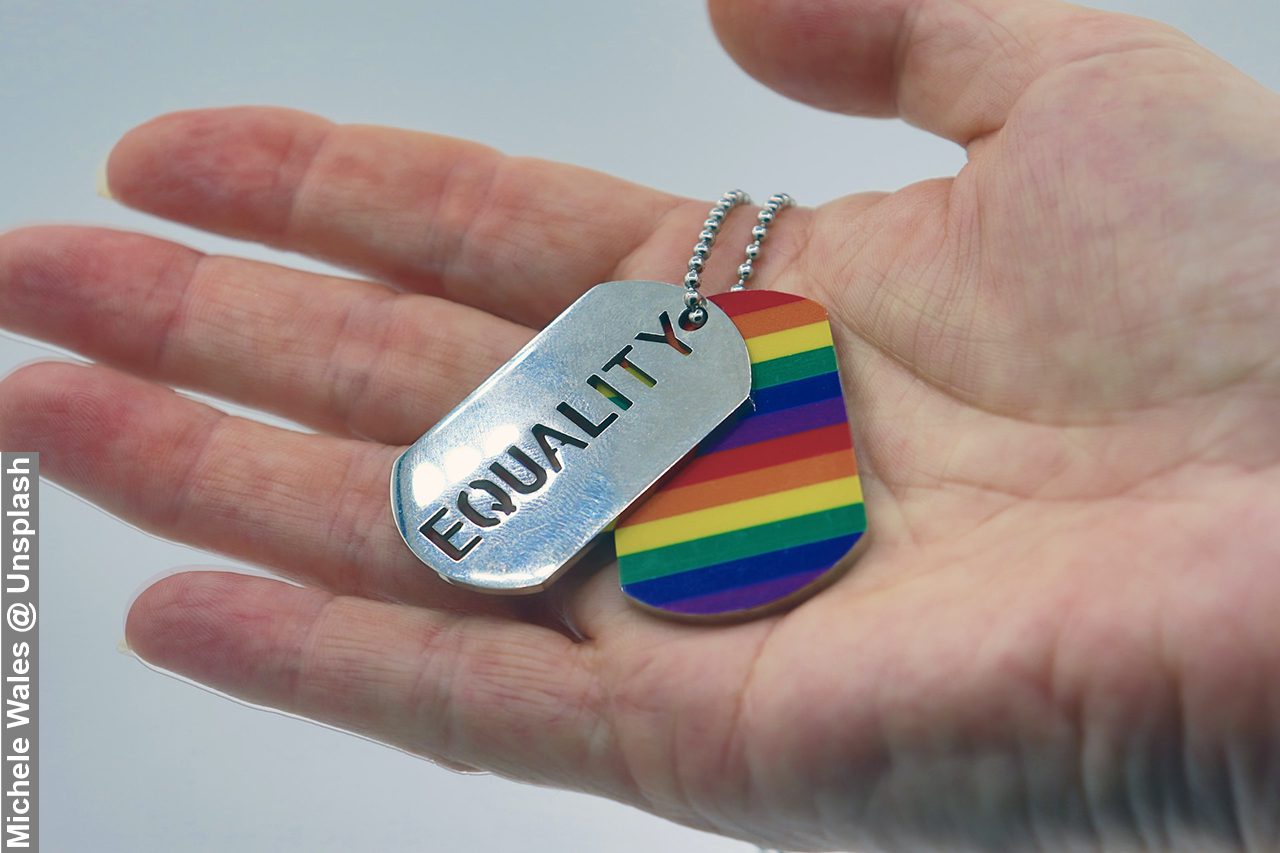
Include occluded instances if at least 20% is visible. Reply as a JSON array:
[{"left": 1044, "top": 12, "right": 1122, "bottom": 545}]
[
  {"left": 391, "top": 280, "right": 751, "bottom": 593},
  {"left": 615, "top": 290, "right": 868, "bottom": 619}
]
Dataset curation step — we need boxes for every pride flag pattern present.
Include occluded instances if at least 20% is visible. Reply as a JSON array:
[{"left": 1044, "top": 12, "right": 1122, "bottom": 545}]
[{"left": 615, "top": 290, "right": 866, "bottom": 618}]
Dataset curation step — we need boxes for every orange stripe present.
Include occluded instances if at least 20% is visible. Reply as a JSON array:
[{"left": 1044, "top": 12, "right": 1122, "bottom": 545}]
[
  {"left": 734, "top": 299, "right": 830, "bottom": 340},
  {"left": 624, "top": 450, "right": 857, "bottom": 525}
]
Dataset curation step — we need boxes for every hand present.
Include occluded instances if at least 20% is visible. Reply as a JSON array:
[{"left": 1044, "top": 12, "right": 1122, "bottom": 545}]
[{"left": 3, "top": 0, "right": 1278, "bottom": 848}]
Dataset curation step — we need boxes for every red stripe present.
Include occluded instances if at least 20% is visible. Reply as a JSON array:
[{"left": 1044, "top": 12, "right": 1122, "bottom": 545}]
[
  {"left": 663, "top": 423, "right": 853, "bottom": 490},
  {"left": 711, "top": 290, "right": 804, "bottom": 317}
]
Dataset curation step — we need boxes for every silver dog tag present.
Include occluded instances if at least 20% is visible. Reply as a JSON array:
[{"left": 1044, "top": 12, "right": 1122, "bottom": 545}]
[{"left": 390, "top": 280, "right": 751, "bottom": 593}]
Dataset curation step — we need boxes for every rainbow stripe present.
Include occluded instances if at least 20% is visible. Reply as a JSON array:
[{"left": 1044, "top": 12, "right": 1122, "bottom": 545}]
[{"left": 615, "top": 290, "right": 866, "bottom": 617}]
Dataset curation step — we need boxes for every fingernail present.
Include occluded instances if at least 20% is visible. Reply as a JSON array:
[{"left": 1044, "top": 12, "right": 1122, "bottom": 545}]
[
  {"left": 95, "top": 154, "right": 114, "bottom": 200},
  {"left": 116, "top": 636, "right": 132, "bottom": 656}
]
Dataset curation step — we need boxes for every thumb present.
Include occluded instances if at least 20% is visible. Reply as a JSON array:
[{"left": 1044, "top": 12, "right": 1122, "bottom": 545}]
[{"left": 708, "top": 0, "right": 1199, "bottom": 145}]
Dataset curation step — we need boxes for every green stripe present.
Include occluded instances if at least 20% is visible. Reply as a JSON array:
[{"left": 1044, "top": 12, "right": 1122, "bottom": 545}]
[
  {"left": 752, "top": 346, "right": 838, "bottom": 390},
  {"left": 619, "top": 503, "right": 866, "bottom": 583}
]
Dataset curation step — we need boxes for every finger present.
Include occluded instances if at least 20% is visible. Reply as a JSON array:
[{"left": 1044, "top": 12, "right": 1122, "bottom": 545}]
[
  {"left": 126, "top": 571, "right": 619, "bottom": 791},
  {"left": 708, "top": 0, "right": 1195, "bottom": 145},
  {"left": 0, "top": 225, "right": 532, "bottom": 445},
  {"left": 104, "top": 107, "right": 724, "bottom": 325},
  {"left": 0, "top": 361, "right": 525, "bottom": 616}
]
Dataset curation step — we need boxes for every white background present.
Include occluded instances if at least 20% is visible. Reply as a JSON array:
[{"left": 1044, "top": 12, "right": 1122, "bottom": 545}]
[{"left": 1, "top": 2, "right": 1277, "bottom": 850}]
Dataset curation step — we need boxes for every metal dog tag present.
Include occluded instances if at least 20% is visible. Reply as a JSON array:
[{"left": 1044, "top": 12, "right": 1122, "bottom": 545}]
[{"left": 391, "top": 280, "right": 751, "bottom": 593}]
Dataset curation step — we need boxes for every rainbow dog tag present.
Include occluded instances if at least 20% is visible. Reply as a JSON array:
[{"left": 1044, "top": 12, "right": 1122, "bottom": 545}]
[{"left": 614, "top": 290, "right": 868, "bottom": 619}]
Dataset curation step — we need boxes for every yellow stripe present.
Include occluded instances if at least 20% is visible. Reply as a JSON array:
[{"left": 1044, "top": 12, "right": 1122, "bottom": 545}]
[
  {"left": 746, "top": 321, "right": 834, "bottom": 364},
  {"left": 615, "top": 475, "right": 862, "bottom": 556}
]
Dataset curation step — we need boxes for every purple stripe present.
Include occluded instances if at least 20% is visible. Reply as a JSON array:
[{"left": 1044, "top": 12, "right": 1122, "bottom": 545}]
[
  {"left": 701, "top": 396, "right": 847, "bottom": 454},
  {"left": 662, "top": 568, "right": 826, "bottom": 615}
]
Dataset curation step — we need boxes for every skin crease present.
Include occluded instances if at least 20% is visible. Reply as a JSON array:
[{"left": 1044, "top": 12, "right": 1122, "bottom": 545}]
[{"left": 1, "top": 0, "right": 1279, "bottom": 848}]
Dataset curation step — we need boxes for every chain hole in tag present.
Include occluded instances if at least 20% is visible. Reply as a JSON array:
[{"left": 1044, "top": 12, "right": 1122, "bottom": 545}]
[{"left": 678, "top": 307, "right": 708, "bottom": 332}]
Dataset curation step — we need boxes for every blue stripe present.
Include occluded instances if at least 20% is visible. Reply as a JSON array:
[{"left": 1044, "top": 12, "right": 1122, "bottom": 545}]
[
  {"left": 750, "top": 371, "right": 842, "bottom": 415},
  {"left": 622, "top": 533, "right": 861, "bottom": 605},
  {"left": 695, "top": 373, "right": 843, "bottom": 454}
]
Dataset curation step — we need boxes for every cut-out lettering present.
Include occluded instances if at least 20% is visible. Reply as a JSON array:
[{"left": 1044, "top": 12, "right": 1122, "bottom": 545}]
[
  {"left": 586, "top": 375, "right": 632, "bottom": 410},
  {"left": 399, "top": 281, "right": 752, "bottom": 584},
  {"left": 531, "top": 423, "right": 589, "bottom": 472},
  {"left": 634, "top": 311, "right": 692, "bottom": 355},
  {"left": 421, "top": 507, "right": 480, "bottom": 561},
  {"left": 490, "top": 446, "right": 548, "bottom": 494},
  {"left": 457, "top": 479, "right": 515, "bottom": 527},
  {"left": 602, "top": 345, "right": 657, "bottom": 387},
  {"left": 557, "top": 400, "right": 616, "bottom": 438}
]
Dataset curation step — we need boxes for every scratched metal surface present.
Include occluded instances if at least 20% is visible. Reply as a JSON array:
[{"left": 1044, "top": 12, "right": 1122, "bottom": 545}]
[{"left": 391, "top": 280, "right": 751, "bottom": 592}]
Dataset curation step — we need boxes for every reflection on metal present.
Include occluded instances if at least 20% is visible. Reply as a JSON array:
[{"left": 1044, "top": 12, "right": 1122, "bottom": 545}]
[{"left": 391, "top": 280, "right": 751, "bottom": 593}]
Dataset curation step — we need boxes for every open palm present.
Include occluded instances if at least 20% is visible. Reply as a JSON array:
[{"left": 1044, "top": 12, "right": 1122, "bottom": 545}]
[{"left": 3, "top": 0, "right": 1278, "bottom": 849}]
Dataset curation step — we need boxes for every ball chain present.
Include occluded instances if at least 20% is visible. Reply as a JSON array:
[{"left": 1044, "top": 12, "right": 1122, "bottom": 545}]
[
  {"left": 681, "top": 190, "right": 796, "bottom": 326},
  {"left": 731, "top": 193, "right": 795, "bottom": 291},
  {"left": 681, "top": 189, "right": 751, "bottom": 326}
]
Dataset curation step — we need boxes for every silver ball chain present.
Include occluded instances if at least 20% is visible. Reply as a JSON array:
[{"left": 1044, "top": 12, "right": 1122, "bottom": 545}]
[
  {"left": 681, "top": 190, "right": 796, "bottom": 325},
  {"left": 681, "top": 189, "right": 751, "bottom": 326},
  {"left": 732, "top": 192, "right": 795, "bottom": 291}
]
